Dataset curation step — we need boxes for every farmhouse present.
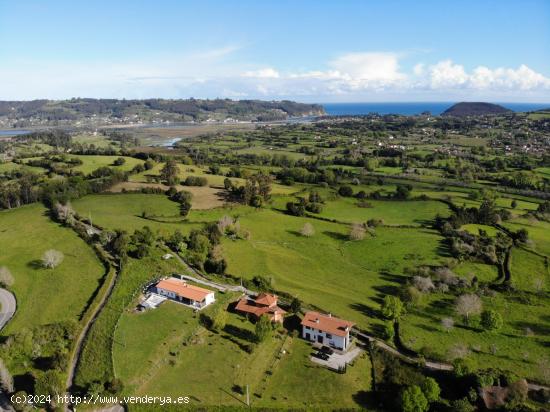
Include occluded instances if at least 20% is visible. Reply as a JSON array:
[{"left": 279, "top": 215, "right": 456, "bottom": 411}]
[
  {"left": 235, "top": 293, "right": 286, "bottom": 323},
  {"left": 155, "top": 277, "right": 215, "bottom": 309},
  {"left": 301, "top": 311, "right": 354, "bottom": 351}
]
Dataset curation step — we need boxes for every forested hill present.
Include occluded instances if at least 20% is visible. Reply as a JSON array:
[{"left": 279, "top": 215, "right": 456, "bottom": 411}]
[
  {"left": 442, "top": 102, "right": 512, "bottom": 117},
  {"left": 0, "top": 98, "right": 325, "bottom": 127}
]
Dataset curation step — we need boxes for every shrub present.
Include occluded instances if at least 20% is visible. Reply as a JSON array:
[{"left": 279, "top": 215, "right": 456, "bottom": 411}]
[
  {"left": 401, "top": 385, "right": 429, "bottom": 412},
  {"left": 480, "top": 309, "right": 503, "bottom": 332},
  {"left": 421, "top": 377, "right": 440, "bottom": 403},
  {"left": 338, "top": 185, "right": 353, "bottom": 197},
  {"left": 381, "top": 296, "right": 404, "bottom": 320}
]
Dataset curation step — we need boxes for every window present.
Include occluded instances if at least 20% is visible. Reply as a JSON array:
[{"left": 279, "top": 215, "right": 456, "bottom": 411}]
[{"left": 326, "top": 333, "right": 332, "bottom": 339}]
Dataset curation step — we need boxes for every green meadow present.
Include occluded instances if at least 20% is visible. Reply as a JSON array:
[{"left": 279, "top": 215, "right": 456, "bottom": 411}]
[{"left": 0, "top": 203, "right": 105, "bottom": 335}]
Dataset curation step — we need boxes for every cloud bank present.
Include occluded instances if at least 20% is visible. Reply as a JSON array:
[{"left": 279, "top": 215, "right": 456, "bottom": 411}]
[{"left": 0, "top": 49, "right": 549, "bottom": 101}]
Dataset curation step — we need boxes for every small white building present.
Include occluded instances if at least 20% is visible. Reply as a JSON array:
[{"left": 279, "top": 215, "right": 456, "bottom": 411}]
[
  {"left": 301, "top": 311, "right": 355, "bottom": 352},
  {"left": 155, "top": 277, "right": 215, "bottom": 309}
]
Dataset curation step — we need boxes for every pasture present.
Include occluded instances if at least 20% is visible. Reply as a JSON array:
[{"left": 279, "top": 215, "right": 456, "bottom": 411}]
[
  {"left": 0, "top": 204, "right": 105, "bottom": 335},
  {"left": 114, "top": 295, "right": 371, "bottom": 408}
]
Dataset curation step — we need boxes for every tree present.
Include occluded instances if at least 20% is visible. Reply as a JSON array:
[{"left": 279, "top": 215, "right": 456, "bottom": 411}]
[
  {"left": 480, "top": 309, "right": 503, "bottom": 331},
  {"left": 130, "top": 226, "right": 156, "bottom": 258},
  {"left": 421, "top": 377, "right": 440, "bottom": 403},
  {"left": 401, "top": 385, "right": 429, "bottom": 412},
  {"left": 349, "top": 222, "right": 366, "bottom": 241},
  {"left": 42, "top": 250, "right": 64, "bottom": 269},
  {"left": 450, "top": 397, "right": 475, "bottom": 412},
  {"left": 395, "top": 185, "right": 412, "bottom": 200},
  {"left": 160, "top": 159, "right": 180, "bottom": 186},
  {"left": 211, "top": 305, "right": 228, "bottom": 332},
  {"left": 300, "top": 222, "right": 315, "bottom": 237},
  {"left": 53, "top": 202, "right": 75, "bottom": 225},
  {"left": 383, "top": 321, "right": 395, "bottom": 341},
  {"left": 0, "top": 358, "right": 14, "bottom": 394},
  {"left": 441, "top": 317, "right": 454, "bottom": 332},
  {"left": 0, "top": 266, "right": 14, "bottom": 287},
  {"left": 338, "top": 185, "right": 353, "bottom": 197},
  {"left": 255, "top": 315, "right": 272, "bottom": 342},
  {"left": 381, "top": 296, "right": 404, "bottom": 320},
  {"left": 412, "top": 276, "right": 434, "bottom": 293},
  {"left": 113, "top": 157, "right": 126, "bottom": 166},
  {"left": 455, "top": 294, "right": 482, "bottom": 322},
  {"left": 290, "top": 297, "right": 302, "bottom": 314},
  {"left": 511, "top": 200, "right": 517, "bottom": 209},
  {"left": 224, "top": 177, "right": 233, "bottom": 190}
]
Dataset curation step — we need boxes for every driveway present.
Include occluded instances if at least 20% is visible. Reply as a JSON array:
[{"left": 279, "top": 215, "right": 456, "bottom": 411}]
[
  {"left": 0, "top": 288, "right": 16, "bottom": 331},
  {"left": 311, "top": 347, "right": 363, "bottom": 370}
]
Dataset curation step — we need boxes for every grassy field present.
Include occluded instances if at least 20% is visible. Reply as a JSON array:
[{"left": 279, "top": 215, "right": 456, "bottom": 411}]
[
  {"left": 0, "top": 204, "right": 105, "bottom": 336},
  {"left": 70, "top": 155, "right": 144, "bottom": 174},
  {"left": 114, "top": 295, "right": 371, "bottom": 409},
  {"left": 223, "top": 208, "right": 445, "bottom": 332},
  {"left": 106, "top": 182, "right": 228, "bottom": 209},
  {"left": 128, "top": 161, "right": 298, "bottom": 194},
  {"left": 400, "top": 288, "right": 550, "bottom": 383},
  {"left": 317, "top": 198, "right": 450, "bottom": 226},
  {"left": 75, "top": 249, "right": 184, "bottom": 388},
  {"left": 460, "top": 224, "right": 501, "bottom": 237},
  {"left": 72, "top": 193, "right": 253, "bottom": 236}
]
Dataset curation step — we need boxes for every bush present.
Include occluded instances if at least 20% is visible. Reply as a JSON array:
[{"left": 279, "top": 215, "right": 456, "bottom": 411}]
[
  {"left": 381, "top": 296, "right": 404, "bottom": 320},
  {"left": 305, "top": 202, "right": 323, "bottom": 213},
  {"left": 184, "top": 176, "right": 208, "bottom": 186},
  {"left": 421, "top": 377, "right": 440, "bottom": 403},
  {"left": 401, "top": 385, "right": 429, "bottom": 412},
  {"left": 338, "top": 185, "right": 354, "bottom": 197},
  {"left": 480, "top": 309, "right": 503, "bottom": 331}
]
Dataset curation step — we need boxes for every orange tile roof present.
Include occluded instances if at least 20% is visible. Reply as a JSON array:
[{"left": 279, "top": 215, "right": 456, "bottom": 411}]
[
  {"left": 235, "top": 296, "right": 286, "bottom": 318},
  {"left": 255, "top": 293, "right": 278, "bottom": 307},
  {"left": 301, "top": 311, "right": 354, "bottom": 337},
  {"left": 156, "top": 278, "right": 213, "bottom": 302}
]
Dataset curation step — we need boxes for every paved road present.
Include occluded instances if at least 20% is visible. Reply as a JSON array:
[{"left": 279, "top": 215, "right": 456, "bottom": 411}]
[
  {"left": 0, "top": 288, "right": 16, "bottom": 331},
  {"left": 0, "top": 289, "right": 16, "bottom": 412}
]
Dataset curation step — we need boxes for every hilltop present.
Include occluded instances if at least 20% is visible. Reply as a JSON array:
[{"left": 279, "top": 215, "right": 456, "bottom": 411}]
[
  {"left": 0, "top": 98, "right": 325, "bottom": 128},
  {"left": 442, "top": 102, "right": 512, "bottom": 117}
]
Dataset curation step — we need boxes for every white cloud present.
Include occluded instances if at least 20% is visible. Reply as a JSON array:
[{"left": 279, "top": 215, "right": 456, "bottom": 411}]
[
  {"left": 243, "top": 68, "right": 280, "bottom": 78},
  {"left": 329, "top": 52, "right": 406, "bottom": 85},
  {"left": 413, "top": 63, "right": 425, "bottom": 76},
  {"left": 429, "top": 60, "right": 469, "bottom": 88},
  {"left": 1, "top": 46, "right": 549, "bottom": 101}
]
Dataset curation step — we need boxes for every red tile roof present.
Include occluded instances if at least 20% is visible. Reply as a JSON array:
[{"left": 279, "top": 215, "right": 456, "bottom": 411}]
[
  {"left": 235, "top": 294, "right": 286, "bottom": 318},
  {"left": 301, "top": 311, "right": 354, "bottom": 337},
  {"left": 255, "top": 293, "right": 278, "bottom": 307},
  {"left": 156, "top": 278, "right": 213, "bottom": 302}
]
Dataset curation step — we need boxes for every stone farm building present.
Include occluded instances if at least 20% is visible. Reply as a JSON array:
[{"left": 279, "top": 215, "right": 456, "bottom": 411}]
[
  {"left": 235, "top": 293, "right": 286, "bottom": 323},
  {"left": 155, "top": 277, "right": 215, "bottom": 309},
  {"left": 301, "top": 311, "right": 355, "bottom": 351}
]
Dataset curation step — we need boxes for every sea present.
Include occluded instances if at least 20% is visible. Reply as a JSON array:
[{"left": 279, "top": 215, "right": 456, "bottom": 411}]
[
  {"left": 0, "top": 129, "right": 31, "bottom": 136},
  {"left": 322, "top": 102, "right": 550, "bottom": 116}
]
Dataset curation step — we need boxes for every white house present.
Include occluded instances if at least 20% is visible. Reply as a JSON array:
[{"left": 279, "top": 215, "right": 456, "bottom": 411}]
[
  {"left": 155, "top": 277, "right": 215, "bottom": 309},
  {"left": 301, "top": 311, "right": 355, "bottom": 352}
]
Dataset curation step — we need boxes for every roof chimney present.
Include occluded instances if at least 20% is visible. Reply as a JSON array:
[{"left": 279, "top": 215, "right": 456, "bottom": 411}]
[
  {"left": 315, "top": 318, "right": 320, "bottom": 323},
  {"left": 328, "top": 313, "right": 332, "bottom": 318}
]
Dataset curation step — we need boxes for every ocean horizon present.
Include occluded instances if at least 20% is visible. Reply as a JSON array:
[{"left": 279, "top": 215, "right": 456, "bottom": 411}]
[{"left": 322, "top": 102, "right": 550, "bottom": 116}]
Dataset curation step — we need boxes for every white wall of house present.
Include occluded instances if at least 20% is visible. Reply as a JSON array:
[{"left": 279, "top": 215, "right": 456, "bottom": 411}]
[
  {"left": 156, "top": 287, "right": 177, "bottom": 299},
  {"left": 204, "top": 292, "right": 215, "bottom": 306},
  {"left": 302, "top": 325, "right": 349, "bottom": 350}
]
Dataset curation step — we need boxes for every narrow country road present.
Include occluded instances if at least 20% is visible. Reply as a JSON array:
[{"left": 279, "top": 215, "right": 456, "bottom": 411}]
[
  {"left": 0, "top": 288, "right": 16, "bottom": 331},
  {"left": 0, "top": 288, "right": 16, "bottom": 412}
]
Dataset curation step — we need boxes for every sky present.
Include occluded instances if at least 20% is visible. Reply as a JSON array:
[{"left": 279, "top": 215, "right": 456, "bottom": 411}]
[{"left": 0, "top": 0, "right": 549, "bottom": 102}]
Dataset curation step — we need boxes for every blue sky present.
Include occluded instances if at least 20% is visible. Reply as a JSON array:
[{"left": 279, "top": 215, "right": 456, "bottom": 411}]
[{"left": 0, "top": 0, "right": 549, "bottom": 102}]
